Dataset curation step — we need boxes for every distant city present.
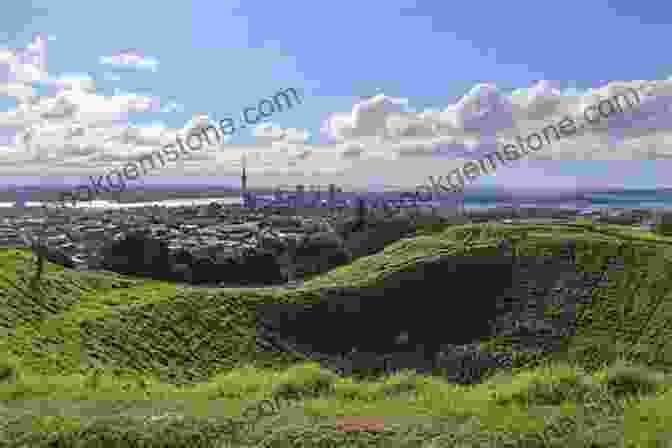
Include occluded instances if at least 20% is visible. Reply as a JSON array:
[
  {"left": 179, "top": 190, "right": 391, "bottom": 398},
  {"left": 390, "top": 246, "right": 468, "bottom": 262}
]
[
  {"left": 0, "top": 166, "right": 669, "bottom": 285},
  {"left": 0, "top": 161, "right": 671, "bottom": 212}
]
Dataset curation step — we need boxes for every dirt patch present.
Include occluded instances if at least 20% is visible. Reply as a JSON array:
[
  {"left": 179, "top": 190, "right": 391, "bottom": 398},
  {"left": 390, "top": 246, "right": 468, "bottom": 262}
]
[{"left": 332, "top": 416, "right": 388, "bottom": 433}]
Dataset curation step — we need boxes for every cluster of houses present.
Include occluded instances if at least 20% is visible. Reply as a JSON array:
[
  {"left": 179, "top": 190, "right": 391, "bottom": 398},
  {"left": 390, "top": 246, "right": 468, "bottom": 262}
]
[
  {"left": 0, "top": 189, "right": 668, "bottom": 274},
  {"left": 0, "top": 201, "right": 364, "bottom": 270}
]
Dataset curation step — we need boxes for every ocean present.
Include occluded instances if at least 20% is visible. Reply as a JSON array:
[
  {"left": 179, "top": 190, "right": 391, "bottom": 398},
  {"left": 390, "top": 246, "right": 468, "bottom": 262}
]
[{"left": 459, "top": 189, "right": 672, "bottom": 211}]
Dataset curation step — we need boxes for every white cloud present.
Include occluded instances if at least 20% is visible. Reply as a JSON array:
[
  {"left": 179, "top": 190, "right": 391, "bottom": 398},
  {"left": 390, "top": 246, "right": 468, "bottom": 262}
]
[
  {"left": 251, "top": 122, "right": 310, "bottom": 144},
  {"left": 283, "top": 127, "right": 311, "bottom": 143},
  {"left": 252, "top": 122, "right": 286, "bottom": 142},
  {"left": 43, "top": 73, "right": 96, "bottom": 93},
  {"left": 318, "top": 79, "right": 672, "bottom": 165},
  {"left": 1, "top": 32, "right": 672, "bottom": 190},
  {"left": 178, "top": 113, "right": 233, "bottom": 149},
  {"left": 340, "top": 142, "right": 365, "bottom": 159},
  {"left": 0, "top": 82, "right": 35, "bottom": 101},
  {"left": 322, "top": 94, "right": 409, "bottom": 140},
  {"left": 99, "top": 48, "right": 159, "bottom": 71}
]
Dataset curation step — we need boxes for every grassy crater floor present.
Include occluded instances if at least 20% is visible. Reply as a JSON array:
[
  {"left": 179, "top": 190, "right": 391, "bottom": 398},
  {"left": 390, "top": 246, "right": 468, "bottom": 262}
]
[{"left": 1, "top": 222, "right": 672, "bottom": 446}]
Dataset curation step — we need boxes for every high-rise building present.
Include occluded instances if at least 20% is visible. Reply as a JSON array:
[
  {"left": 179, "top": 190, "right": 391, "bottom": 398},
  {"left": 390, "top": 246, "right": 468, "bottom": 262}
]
[
  {"left": 295, "top": 184, "right": 305, "bottom": 208},
  {"left": 273, "top": 185, "right": 283, "bottom": 201},
  {"left": 241, "top": 155, "right": 254, "bottom": 208},
  {"left": 327, "top": 184, "right": 338, "bottom": 209},
  {"left": 311, "top": 184, "right": 321, "bottom": 206}
]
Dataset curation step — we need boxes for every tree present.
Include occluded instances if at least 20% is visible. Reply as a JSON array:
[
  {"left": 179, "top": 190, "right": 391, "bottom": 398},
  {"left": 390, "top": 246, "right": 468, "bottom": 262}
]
[
  {"left": 172, "top": 248, "right": 195, "bottom": 266},
  {"left": 189, "top": 256, "right": 218, "bottom": 284},
  {"left": 100, "top": 230, "right": 173, "bottom": 279},
  {"left": 237, "top": 249, "right": 285, "bottom": 285},
  {"left": 295, "top": 231, "right": 352, "bottom": 276},
  {"left": 23, "top": 233, "right": 47, "bottom": 293},
  {"left": 342, "top": 216, "right": 417, "bottom": 259},
  {"left": 13, "top": 203, "right": 74, "bottom": 304},
  {"left": 355, "top": 197, "right": 367, "bottom": 232},
  {"left": 655, "top": 211, "right": 672, "bottom": 236}
]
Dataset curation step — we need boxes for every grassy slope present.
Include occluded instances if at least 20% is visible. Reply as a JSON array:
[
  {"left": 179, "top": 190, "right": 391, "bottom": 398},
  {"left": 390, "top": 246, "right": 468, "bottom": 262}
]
[{"left": 1, "top": 223, "right": 672, "bottom": 446}]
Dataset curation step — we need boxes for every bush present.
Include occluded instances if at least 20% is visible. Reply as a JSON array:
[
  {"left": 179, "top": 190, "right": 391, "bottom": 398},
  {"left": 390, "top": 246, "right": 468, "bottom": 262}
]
[
  {"left": 343, "top": 217, "right": 417, "bottom": 258},
  {"left": 595, "top": 358, "right": 667, "bottom": 398},
  {"left": 294, "top": 232, "right": 352, "bottom": 277},
  {"left": 654, "top": 211, "right": 672, "bottom": 236},
  {"left": 655, "top": 222, "right": 672, "bottom": 236},
  {"left": 489, "top": 363, "right": 600, "bottom": 407},
  {"left": 272, "top": 363, "right": 337, "bottom": 399},
  {"left": 0, "top": 360, "right": 19, "bottom": 384},
  {"left": 237, "top": 250, "right": 285, "bottom": 285}
]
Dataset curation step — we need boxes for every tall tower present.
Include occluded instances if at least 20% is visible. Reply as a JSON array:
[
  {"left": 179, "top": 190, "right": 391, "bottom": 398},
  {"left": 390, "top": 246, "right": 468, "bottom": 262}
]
[
  {"left": 295, "top": 184, "right": 304, "bottom": 209},
  {"left": 328, "top": 184, "right": 336, "bottom": 205},
  {"left": 241, "top": 155, "right": 248, "bottom": 207}
]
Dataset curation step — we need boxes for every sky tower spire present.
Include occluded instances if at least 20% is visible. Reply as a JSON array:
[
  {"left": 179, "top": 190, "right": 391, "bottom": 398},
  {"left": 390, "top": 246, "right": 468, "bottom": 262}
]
[{"left": 241, "top": 154, "right": 248, "bottom": 207}]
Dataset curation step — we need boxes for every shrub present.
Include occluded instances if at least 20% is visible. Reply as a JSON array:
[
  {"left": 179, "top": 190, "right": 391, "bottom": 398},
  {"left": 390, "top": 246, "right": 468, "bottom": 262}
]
[
  {"left": 343, "top": 217, "right": 416, "bottom": 259},
  {"left": 294, "top": 232, "right": 352, "bottom": 276},
  {"left": 595, "top": 358, "right": 667, "bottom": 398},
  {"left": 378, "top": 370, "right": 422, "bottom": 397},
  {"left": 0, "top": 360, "right": 18, "bottom": 384},
  {"left": 655, "top": 222, "right": 672, "bottom": 236},
  {"left": 654, "top": 211, "right": 672, "bottom": 236},
  {"left": 490, "top": 362, "right": 600, "bottom": 406},
  {"left": 272, "top": 363, "right": 337, "bottom": 399}
]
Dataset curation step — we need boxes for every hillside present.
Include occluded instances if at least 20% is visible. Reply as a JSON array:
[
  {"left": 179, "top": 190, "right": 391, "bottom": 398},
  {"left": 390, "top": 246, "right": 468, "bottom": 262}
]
[{"left": 2, "top": 222, "right": 672, "bottom": 446}]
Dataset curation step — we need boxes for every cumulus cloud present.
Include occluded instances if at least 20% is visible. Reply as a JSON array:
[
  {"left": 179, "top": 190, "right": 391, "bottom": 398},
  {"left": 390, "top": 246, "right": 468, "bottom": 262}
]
[
  {"left": 340, "top": 142, "right": 365, "bottom": 159},
  {"left": 0, "top": 82, "right": 35, "bottom": 101},
  {"left": 1, "top": 33, "right": 48, "bottom": 83},
  {"left": 99, "top": 48, "right": 159, "bottom": 71},
  {"left": 318, "top": 79, "right": 672, "bottom": 164},
  {"left": 179, "top": 113, "right": 232, "bottom": 146},
  {"left": 252, "top": 122, "right": 286, "bottom": 142},
  {"left": 43, "top": 73, "right": 96, "bottom": 93},
  {"left": 0, "top": 36, "right": 188, "bottom": 175},
  {"left": 0, "top": 33, "right": 48, "bottom": 106},
  {"left": 1, "top": 32, "right": 672, "bottom": 190},
  {"left": 448, "top": 83, "right": 516, "bottom": 134},
  {"left": 252, "top": 122, "right": 310, "bottom": 144},
  {"left": 322, "top": 94, "right": 409, "bottom": 140},
  {"left": 509, "top": 80, "right": 564, "bottom": 120}
]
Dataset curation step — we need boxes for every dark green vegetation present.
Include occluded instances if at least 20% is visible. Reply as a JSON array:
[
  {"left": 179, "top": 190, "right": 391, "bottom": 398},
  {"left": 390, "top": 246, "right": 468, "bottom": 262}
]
[
  {"left": 98, "top": 214, "right": 429, "bottom": 285},
  {"left": 100, "top": 230, "right": 287, "bottom": 285},
  {"left": 1, "top": 222, "right": 672, "bottom": 446},
  {"left": 656, "top": 216, "right": 672, "bottom": 236}
]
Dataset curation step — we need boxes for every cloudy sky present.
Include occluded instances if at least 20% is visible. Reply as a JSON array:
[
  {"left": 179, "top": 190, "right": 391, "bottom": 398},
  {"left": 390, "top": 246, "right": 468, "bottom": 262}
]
[{"left": 1, "top": 0, "right": 672, "bottom": 193}]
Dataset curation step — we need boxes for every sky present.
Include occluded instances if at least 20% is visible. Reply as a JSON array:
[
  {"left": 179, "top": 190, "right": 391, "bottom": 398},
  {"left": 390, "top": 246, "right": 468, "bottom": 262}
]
[{"left": 0, "top": 0, "right": 671, "bottom": 194}]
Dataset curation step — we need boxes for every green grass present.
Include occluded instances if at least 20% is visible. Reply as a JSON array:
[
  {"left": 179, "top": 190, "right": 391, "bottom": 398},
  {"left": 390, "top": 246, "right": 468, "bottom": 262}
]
[{"left": 1, "top": 222, "right": 672, "bottom": 446}]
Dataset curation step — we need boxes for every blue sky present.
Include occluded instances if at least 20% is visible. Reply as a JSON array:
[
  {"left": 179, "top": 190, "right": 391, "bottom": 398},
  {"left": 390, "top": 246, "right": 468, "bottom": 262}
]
[{"left": 0, "top": 0, "right": 671, "bottom": 193}]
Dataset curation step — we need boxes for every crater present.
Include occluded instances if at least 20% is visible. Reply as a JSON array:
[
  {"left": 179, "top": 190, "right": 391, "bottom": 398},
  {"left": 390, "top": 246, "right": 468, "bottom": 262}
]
[{"left": 256, "top": 241, "right": 598, "bottom": 381}]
